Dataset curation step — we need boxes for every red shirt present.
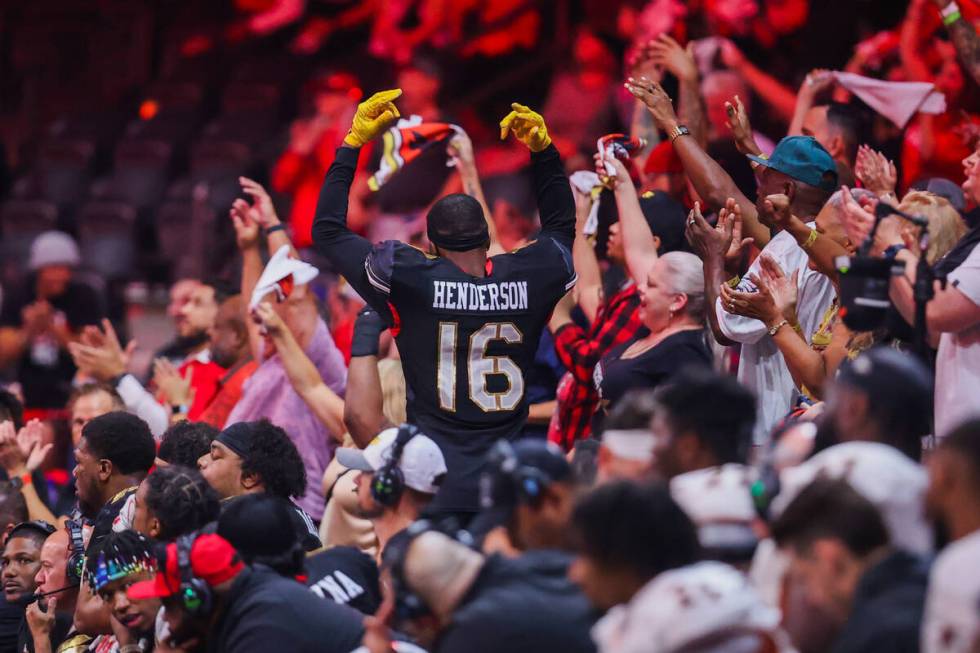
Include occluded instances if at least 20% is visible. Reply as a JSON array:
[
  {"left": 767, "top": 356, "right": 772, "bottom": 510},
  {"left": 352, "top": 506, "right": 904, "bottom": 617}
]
[
  {"left": 198, "top": 359, "right": 258, "bottom": 429},
  {"left": 178, "top": 358, "right": 226, "bottom": 422}
]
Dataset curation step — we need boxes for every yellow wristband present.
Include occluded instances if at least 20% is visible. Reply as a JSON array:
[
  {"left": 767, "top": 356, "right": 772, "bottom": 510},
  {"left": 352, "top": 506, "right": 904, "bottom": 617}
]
[
  {"left": 726, "top": 275, "right": 741, "bottom": 288},
  {"left": 802, "top": 229, "right": 819, "bottom": 250}
]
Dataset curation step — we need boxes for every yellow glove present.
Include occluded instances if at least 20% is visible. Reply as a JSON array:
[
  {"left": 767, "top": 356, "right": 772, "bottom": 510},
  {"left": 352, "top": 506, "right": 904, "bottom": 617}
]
[
  {"left": 344, "top": 89, "right": 402, "bottom": 148},
  {"left": 499, "top": 103, "right": 552, "bottom": 153}
]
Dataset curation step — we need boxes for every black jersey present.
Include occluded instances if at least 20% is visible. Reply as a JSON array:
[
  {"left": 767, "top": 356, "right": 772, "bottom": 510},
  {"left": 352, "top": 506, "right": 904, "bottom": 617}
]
[{"left": 313, "top": 143, "right": 576, "bottom": 512}]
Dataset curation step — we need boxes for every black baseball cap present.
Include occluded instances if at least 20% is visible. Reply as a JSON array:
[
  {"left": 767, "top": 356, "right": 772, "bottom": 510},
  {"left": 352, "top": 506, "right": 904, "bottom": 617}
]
[
  {"left": 471, "top": 440, "right": 573, "bottom": 537},
  {"left": 639, "top": 191, "right": 688, "bottom": 254}
]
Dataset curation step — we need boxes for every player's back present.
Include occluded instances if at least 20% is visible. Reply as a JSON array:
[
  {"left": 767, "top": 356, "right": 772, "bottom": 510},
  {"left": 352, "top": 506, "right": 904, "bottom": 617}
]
[{"left": 366, "top": 237, "right": 575, "bottom": 512}]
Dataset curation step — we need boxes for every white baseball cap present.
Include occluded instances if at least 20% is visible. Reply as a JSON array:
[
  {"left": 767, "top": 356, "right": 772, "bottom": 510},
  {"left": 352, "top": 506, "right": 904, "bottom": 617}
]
[
  {"left": 29, "top": 231, "right": 81, "bottom": 270},
  {"left": 593, "top": 561, "right": 791, "bottom": 653},
  {"left": 670, "top": 464, "right": 759, "bottom": 555},
  {"left": 336, "top": 426, "right": 447, "bottom": 495},
  {"left": 771, "top": 441, "right": 933, "bottom": 555}
]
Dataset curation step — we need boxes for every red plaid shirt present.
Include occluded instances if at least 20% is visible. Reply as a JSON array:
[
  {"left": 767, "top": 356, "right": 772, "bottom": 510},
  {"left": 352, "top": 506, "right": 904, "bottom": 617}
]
[{"left": 548, "top": 282, "right": 645, "bottom": 450}]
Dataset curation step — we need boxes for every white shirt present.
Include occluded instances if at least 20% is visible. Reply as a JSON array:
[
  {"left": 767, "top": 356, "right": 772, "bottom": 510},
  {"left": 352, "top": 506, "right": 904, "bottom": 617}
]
[
  {"left": 716, "top": 228, "right": 837, "bottom": 444},
  {"left": 934, "top": 243, "right": 980, "bottom": 437},
  {"left": 921, "top": 529, "right": 980, "bottom": 653}
]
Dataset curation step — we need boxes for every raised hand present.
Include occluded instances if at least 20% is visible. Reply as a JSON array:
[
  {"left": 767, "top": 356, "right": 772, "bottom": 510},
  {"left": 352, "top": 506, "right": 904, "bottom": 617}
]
[
  {"left": 499, "top": 103, "right": 552, "bottom": 152},
  {"left": 239, "top": 177, "right": 280, "bottom": 228},
  {"left": 344, "top": 89, "right": 402, "bottom": 148},
  {"left": 253, "top": 302, "right": 288, "bottom": 338},
  {"left": 593, "top": 151, "right": 629, "bottom": 188},
  {"left": 800, "top": 68, "right": 835, "bottom": 97},
  {"left": 0, "top": 421, "right": 28, "bottom": 476},
  {"left": 17, "top": 419, "right": 52, "bottom": 473},
  {"left": 230, "top": 198, "right": 261, "bottom": 251},
  {"left": 855, "top": 145, "right": 897, "bottom": 196},
  {"left": 646, "top": 34, "right": 698, "bottom": 83},
  {"left": 447, "top": 131, "right": 476, "bottom": 168},
  {"left": 724, "top": 95, "right": 759, "bottom": 155},
  {"left": 624, "top": 77, "right": 679, "bottom": 132}
]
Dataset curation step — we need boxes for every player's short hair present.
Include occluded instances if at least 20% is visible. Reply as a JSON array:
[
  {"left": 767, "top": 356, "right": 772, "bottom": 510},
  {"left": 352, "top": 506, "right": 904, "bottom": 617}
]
[
  {"left": 158, "top": 421, "right": 218, "bottom": 468},
  {"left": 82, "top": 412, "right": 156, "bottom": 476},
  {"left": 571, "top": 481, "right": 699, "bottom": 582},
  {"left": 426, "top": 194, "right": 489, "bottom": 252}
]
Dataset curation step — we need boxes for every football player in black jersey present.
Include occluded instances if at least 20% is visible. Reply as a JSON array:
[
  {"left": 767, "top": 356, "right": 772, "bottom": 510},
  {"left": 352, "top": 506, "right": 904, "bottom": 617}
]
[{"left": 313, "top": 90, "right": 576, "bottom": 516}]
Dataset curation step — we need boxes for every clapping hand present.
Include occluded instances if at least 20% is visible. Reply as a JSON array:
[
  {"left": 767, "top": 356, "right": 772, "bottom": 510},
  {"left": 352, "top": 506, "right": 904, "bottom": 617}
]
[
  {"left": 153, "top": 358, "right": 195, "bottom": 409},
  {"left": 69, "top": 319, "right": 133, "bottom": 382},
  {"left": 855, "top": 145, "right": 897, "bottom": 196}
]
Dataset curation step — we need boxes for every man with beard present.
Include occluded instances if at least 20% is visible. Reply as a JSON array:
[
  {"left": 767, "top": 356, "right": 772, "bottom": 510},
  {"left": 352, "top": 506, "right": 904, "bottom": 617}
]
[
  {"left": 83, "top": 531, "right": 159, "bottom": 651},
  {"left": 0, "top": 519, "right": 51, "bottom": 651},
  {"left": 72, "top": 413, "right": 155, "bottom": 540},
  {"left": 335, "top": 424, "right": 447, "bottom": 557},
  {"left": 196, "top": 295, "right": 256, "bottom": 429}
]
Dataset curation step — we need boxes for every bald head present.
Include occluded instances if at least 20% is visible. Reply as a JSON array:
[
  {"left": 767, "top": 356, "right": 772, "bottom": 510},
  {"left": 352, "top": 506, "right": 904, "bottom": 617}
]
[{"left": 402, "top": 532, "right": 485, "bottom": 618}]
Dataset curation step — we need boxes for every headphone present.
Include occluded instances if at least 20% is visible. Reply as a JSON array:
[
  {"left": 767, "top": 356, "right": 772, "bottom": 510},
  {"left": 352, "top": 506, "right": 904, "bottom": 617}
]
[
  {"left": 383, "top": 519, "right": 475, "bottom": 625},
  {"left": 371, "top": 424, "right": 420, "bottom": 507},
  {"left": 65, "top": 520, "right": 86, "bottom": 585},
  {"left": 481, "top": 440, "right": 551, "bottom": 509},
  {"left": 175, "top": 534, "right": 213, "bottom": 618}
]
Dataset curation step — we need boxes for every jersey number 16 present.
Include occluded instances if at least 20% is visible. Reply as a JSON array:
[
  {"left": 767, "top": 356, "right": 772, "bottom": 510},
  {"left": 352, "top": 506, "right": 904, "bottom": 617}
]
[{"left": 437, "top": 322, "right": 524, "bottom": 413}]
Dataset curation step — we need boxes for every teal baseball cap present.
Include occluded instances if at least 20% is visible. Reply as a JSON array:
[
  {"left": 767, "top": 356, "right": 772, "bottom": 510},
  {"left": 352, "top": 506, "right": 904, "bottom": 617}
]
[{"left": 747, "top": 136, "right": 838, "bottom": 192}]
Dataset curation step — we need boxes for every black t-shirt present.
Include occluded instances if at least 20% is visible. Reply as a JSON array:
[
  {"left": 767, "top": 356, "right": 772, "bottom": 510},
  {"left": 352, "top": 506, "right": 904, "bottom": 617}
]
[
  {"left": 0, "top": 279, "right": 101, "bottom": 408},
  {"left": 304, "top": 546, "right": 381, "bottom": 616},
  {"left": 595, "top": 329, "right": 712, "bottom": 411},
  {"left": 219, "top": 496, "right": 322, "bottom": 552},
  {"left": 0, "top": 592, "right": 23, "bottom": 653},
  {"left": 436, "top": 551, "right": 597, "bottom": 653},
  {"left": 213, "top": 566, "right": 364, "bottom": 653},
  {"left": 90, "top": 486, "right": 137, "bottom": 545},
  {"left": 313, "top": 143, "right": 577, "bottom": 514},
  {"left": 16, "top": 612, "right": 73, "bottom": 653}
]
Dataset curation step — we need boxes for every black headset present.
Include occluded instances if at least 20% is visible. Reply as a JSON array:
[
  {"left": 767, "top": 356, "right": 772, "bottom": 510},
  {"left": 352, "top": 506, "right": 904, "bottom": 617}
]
[
  {"left": 64, "top": 520, "right": 86, "bottom": 585},
  {"left": 481, "top": 440, "right": 551, "bottom": 509},
  {"left": 175, "top": 533, "right": 213, "bottom": 618},
  {"left": 383, "top": 519, "right": 475, "bottom": 625},
  {"left": 370, "top": 424, "right": 421, "bottom": 507}
]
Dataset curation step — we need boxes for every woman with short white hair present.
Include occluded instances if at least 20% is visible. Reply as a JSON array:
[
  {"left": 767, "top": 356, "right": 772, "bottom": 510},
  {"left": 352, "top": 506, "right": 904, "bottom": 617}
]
[{"left": 593, "top": 156, "right": 713, "bottom": 413}]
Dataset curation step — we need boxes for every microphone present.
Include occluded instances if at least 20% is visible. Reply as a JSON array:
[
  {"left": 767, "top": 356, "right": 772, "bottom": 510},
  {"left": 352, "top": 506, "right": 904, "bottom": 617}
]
[
  {"left": 874, "top": 202, "right": 928, "bottom": 228},
  {"left": 25, "top": 583, "right": 80, "bottom": 605}
]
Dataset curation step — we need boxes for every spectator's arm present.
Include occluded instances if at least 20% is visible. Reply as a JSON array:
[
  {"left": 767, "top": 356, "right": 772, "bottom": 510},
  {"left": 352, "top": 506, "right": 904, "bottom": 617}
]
[
  {"left": 788, "top": 70, "right": 835, "bottom": 137},
  {"left": 937, "top": 1, "right": 980, "bottom": 85},
  {"left": 890, "top": 250, "right": 980, "bottom": 340},
  {"left": 342, "top": 308, "right": 390, "bottom": 447},
  {"left": 647, "top": 35, "right": 708, "bottom": 147},
  {"left": 0, "top": 421, "right": 59, "bottom": 524},
  {"left": 721, "top": 40, "right": 798, "bottom": 123},
  {"left": 606, "top": 157, "right": 658, "bottom": 285},
  {"left": 570, "top": 187, "right": 602, "bottom": 323},
  {"left": 253, "top": 303, "right": 346, "bottom": 441},
  {"left": 116, "top": 375, "right": 170, "bottom": 438},
  {"left": 626, "top": 78, "right": 771, "bottom": 248},
  {"left": 899, "top": 0, "right": 936, "bottom": 82},
  {"left": 0, "top": 328, "right": 26, "bottom": 369}
]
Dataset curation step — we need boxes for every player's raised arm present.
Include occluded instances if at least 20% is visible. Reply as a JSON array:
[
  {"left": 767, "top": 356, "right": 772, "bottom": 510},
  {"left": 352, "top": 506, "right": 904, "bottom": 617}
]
[
  {"left": 500, "top": 103, "right": 575, "bottom": 249},
  {"left": 312, "top": 89, "right": 402, "bottom": 307}
]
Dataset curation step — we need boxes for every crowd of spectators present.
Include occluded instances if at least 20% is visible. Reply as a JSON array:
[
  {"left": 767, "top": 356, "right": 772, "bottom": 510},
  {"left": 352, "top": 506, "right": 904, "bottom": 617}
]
[{"left": 0, "top": 0, "right": 978, "bottom": 651}]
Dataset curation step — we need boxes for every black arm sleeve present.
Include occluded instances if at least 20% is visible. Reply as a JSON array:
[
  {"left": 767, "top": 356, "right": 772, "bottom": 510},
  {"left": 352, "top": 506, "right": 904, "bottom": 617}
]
[
  {"left": 530, "top": 143, "right": 575, "bottom": 250},
  {"left": 311, "top": 145, "right": 391, "bottom": 318}
]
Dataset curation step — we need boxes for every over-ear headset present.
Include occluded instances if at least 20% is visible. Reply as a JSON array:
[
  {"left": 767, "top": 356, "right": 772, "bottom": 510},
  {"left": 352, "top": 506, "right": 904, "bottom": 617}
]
[
  {"left": 371, "top": 424, "right": 420, "bottom": 507},
  {"left": 481, "top": 440, "right": 552, "bottom": 509},
  {"left": 383, "top": 519, "right": 475, "bottom": 625},
  {"left": 65, "top": 520, "right": 86, "bottom": 585},
  {"left": 175, "top": 533, "right": 213, "bottom": 618}
]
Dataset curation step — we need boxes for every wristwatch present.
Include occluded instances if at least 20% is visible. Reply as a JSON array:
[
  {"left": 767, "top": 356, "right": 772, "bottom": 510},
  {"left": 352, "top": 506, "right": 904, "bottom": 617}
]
[{"left": 668, "top": 125, "right": 691, "bottom": 142}]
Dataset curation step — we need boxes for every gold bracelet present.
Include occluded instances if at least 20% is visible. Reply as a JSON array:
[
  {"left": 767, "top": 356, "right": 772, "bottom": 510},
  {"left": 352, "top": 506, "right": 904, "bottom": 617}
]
[
  {"left": 768, "top": 320, "right": 789, "bottom": 337},
  {"left": 802, "top": 229, "right": 819, "bottom": 250}
]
